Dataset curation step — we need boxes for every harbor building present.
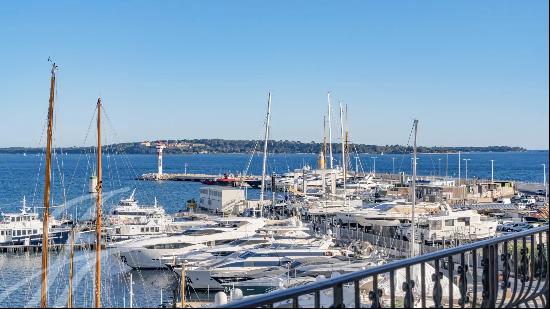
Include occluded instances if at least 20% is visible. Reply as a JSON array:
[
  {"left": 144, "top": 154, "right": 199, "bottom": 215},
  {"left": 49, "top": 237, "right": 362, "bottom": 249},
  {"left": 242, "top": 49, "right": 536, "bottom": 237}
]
[{"left": 198, "top": 186, "right": 246, "bottom": 214}]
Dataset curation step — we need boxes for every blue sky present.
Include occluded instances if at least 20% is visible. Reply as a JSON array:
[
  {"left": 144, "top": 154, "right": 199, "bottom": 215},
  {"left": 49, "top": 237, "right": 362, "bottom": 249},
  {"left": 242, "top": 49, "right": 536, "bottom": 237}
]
[{"left": 0, "top": 0, "right": 548, "bottom": 149}]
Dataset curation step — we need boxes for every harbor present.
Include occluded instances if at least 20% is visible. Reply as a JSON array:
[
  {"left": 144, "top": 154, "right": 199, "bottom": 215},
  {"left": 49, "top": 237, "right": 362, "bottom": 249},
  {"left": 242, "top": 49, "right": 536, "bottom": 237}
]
[
  {"left": 0, "top": 81, "right": 547, "bottom": 307},
  {"left": 1, "top": 1, "right": 549, "bottom": 308}
]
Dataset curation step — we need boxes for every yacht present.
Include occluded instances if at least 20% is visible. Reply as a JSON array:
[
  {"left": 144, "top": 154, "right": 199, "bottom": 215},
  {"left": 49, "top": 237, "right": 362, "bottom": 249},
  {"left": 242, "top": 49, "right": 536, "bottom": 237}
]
[
  {"left": 105, "top": 190, "right": 216, "bottom": 241},
  {"left": 0, "top": 197, "right": 70, "bottom": 246},
  {"left": 399, "top": 207, "right": 498, "bottom": 242},
  {"left": 180, "top": 247, "right": 350, "bottom": 291},
  {"left": 111, "top": 217, "right": 265, "bottom": 269}
]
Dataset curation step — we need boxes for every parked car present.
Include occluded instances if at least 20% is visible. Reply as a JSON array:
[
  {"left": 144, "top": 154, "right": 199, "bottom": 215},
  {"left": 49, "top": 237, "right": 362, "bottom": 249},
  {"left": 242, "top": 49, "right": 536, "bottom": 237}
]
[{"left": 499, "top": 222, "right": 534, "bottom": 232}]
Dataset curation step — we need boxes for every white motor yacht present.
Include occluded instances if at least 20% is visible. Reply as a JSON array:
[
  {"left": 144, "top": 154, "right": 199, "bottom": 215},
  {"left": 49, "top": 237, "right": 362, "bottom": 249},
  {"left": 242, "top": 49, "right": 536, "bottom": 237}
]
[
  {"left": 0, "top": 197, "right": 70, "bottom": 246},
  {"left": 111, "top": 217, "right": 265, "bottom": 269}
]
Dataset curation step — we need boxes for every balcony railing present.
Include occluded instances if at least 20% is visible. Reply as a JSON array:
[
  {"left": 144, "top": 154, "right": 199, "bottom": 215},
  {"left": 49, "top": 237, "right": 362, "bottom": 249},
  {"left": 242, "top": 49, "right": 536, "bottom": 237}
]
[{"left": 222, "top": 225, "right": 548, "bottom": 308}]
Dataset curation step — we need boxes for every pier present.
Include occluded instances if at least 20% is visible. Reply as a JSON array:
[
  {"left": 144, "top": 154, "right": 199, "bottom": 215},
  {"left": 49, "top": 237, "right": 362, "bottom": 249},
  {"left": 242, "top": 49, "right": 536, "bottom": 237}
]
[{"left": 138, "top": 172, "right": 220, "bottom": 182}]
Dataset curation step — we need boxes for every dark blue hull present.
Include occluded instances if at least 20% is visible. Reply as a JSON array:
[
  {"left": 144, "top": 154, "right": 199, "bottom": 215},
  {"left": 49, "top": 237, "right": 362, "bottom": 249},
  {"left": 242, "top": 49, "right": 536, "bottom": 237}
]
[{"left": 0, "top": 229, "right": 70, "bottom": 246}]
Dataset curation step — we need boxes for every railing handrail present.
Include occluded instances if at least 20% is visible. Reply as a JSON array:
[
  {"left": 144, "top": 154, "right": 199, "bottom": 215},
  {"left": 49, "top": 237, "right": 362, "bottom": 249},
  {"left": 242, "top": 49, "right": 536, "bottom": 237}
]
[{"left": 222, "top": 225, "right": 548, "bottom": 308}]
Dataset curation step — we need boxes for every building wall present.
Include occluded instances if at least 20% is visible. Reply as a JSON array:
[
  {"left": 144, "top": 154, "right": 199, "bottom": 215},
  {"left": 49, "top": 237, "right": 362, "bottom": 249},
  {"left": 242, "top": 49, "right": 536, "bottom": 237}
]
[{"left": 199, "top": 186, "right": 245, "bottom": 212}]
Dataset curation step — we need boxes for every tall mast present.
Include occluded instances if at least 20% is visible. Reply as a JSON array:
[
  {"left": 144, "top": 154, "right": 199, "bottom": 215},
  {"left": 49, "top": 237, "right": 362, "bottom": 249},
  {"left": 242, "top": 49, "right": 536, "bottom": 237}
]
[
  {"left": 410, "top": 119, "right": 418, "bottom": 258},
  {"left": 260, "top": 92, "right": 271, "bottom": 203},
  {"left": 95, "top": 98, "right": 103, "bottom": 308},
  {"left": 41, "top": 61, "right": 56, "bottom": 308},
  {"left": 339, "top": 102, "right": 346, "bottom": 201},
  {"left": 327, "top": 92, "right": 333, "bottom": 169},
  {"left": 322, "top": 116, "right": 327, "bottom": 194}
]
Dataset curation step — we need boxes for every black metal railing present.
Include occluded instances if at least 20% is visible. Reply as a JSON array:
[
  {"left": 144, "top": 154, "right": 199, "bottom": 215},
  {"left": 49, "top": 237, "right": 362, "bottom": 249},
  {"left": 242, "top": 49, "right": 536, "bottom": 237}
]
[{"left": 222, "top": 225, "right": 548, "bottom": 308}]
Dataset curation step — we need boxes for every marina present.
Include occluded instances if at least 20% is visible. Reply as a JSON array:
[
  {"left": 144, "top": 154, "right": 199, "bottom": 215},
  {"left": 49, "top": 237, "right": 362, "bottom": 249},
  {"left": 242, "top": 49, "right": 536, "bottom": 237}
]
[
  {"left": 0, "top": 77, "right": 547, "bottom": 307},
  {"left": 1, "top": 1, "right": 548, "bottom": 308}
]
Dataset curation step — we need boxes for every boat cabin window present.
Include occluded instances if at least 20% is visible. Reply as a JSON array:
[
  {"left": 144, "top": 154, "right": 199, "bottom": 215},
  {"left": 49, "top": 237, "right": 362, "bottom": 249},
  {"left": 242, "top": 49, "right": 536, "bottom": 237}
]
[
  {"left": 445, "top": 219, "right": 454, "bottom": 226},
  {"left": 223, "top": 261, "right": 245, "bottom": 268},
  {"left": 33, "top": 229, "right": 37, "bottom": 234},
  {"left": 457, "top": 217, "right": 470, "bottom": 226},
  {"left": 252, "top": 260, "right": 285, "bottom": 267},
  {"left": 430, "top": 221, "right": 442, "bottom": 230},
  {"left": 144, "top": 242, "right": 192, "bottom": 250},
  {"left": 229, "top": 239, "right": 268, "bottom": 246},
  {"left": 214, "top": 239, "right": 235, "bottom": 246},
  {"left": 1, "top": 231, "right": 4, "bottom": 236},
  {"left": 181, "top": 229, "right": 223, "bottom": 236},
  {"left": 17, "top": 230, "right": 21, "bottom": 236},
  {"left": 22, "top": 230, "right": 26, "bottom": 236},
  {"left": 244, "top": 239, "right": 269, "bottom": 245},
  {"left": 211, "top": 251, "right": 235, "bottom": 257}
]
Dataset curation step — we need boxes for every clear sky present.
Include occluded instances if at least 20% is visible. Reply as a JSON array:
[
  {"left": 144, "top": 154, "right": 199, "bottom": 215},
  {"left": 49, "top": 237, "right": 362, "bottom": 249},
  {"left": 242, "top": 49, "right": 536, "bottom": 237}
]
[{"left": 0, "top": 0, "right": 548, "bottom": 149}]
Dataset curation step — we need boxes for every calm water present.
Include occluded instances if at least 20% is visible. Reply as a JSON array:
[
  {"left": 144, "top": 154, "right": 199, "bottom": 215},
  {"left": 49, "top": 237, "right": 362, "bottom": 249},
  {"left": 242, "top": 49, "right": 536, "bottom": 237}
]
[{"left": 0, "top": 151, "right": 548, "bottom": 307}]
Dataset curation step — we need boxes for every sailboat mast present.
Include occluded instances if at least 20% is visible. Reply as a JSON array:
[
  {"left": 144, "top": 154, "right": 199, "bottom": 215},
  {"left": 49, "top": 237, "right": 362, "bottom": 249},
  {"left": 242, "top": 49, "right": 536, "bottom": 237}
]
[
  {"left": 339, "top": 102, "right": 346, "bottom": 201},
  {"left": 95, "top": 98, "right": 103, "bottom": 308},
  {"left": 410, "top": 119, "right": 418, "bottom": 258},
  {"left": 322, "top": 116, "right": 327, "bottom": 194},
  {"left": 260, "top": 92, "right": 271, "bottom": 203},
  {"left": 327, "top": 92, "right": 333, "bottom": 169},
  {"left": 41, "top": 62, "right": 56, "bottom": 308}
]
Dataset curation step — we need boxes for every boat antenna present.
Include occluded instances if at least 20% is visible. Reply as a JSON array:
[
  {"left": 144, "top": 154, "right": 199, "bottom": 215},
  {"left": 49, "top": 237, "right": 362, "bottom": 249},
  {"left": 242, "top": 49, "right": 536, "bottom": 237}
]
[
  {"left": 41, "top": 61, "right": 56, "bottom": 308},
  {"left": 95, "top": 97, "right": 103, "bottom": 308}
]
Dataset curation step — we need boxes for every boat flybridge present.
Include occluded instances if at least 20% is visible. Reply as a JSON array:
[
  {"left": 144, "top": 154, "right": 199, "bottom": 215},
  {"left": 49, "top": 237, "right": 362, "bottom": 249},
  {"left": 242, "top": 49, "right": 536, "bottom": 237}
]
[
  {"left": 0, "top": 197, "right": 70, "bottom": 246},
  {"left": 111, "top": 217, "right": 266, "bottom": 269},
  {"left": 105, "top": 189, "right": 216, "bottom": 241},
  {"left": 335, "top": 200, "right": 443, "bottom": 229},
  {"left": 399, "top": 206, "right": 498, "bottom": 243}
]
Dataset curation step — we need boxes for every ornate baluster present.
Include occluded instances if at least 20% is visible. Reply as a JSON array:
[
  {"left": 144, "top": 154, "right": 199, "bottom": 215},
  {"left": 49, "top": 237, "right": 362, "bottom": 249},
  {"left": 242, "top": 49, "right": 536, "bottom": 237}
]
[
  {"left": 519, "top": 247, "right": 529, "bottom": 283},
  {"left": 481, "top": 247, "right": 491, "bottom": 307},
  {"left": 535, "top": 242, "right": 547, "bottom": 279},
  {"left": 403, "top": 280, "right": 415, "bottom": 308},
  {"left": 501, "top": 250, "right": 511, "bottom": 290},
  {"left": 458, "top": 264, "right": 469, "bottom": 306},
  {"left": 368, "top": 288, "right": 383, "bottom": 308},
  {"left": 432, "top": 259, "right": 443, "bottom": 308}
]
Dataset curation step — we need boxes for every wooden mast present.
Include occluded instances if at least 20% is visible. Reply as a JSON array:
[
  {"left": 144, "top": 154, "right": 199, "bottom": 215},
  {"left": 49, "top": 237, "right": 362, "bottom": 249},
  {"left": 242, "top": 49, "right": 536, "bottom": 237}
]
[
  {"left": 41, "top": 62, "right": 56, "bottom": 308},
  {"left": 67, "top": 228, "right": 75, "bottom": 308},
  {"left": 95, "top": 98, "right": 103, "bottom": 308}
]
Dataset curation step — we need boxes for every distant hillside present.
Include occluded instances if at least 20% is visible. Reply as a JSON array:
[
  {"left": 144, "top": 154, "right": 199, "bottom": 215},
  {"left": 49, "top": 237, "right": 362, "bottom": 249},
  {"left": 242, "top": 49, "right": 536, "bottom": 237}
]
[{"left": 0, "top": 139, "right": 527, "bottom": 154}]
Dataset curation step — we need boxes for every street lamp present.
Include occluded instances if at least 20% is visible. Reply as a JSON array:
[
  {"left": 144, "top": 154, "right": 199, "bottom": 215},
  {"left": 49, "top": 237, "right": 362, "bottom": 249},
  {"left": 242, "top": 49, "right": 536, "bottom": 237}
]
[
  {"left": 371, "top": 157, "right": 378, "bottom": 176},
  {"left": 490, "top": 160, "right": 495, "bottom": 183},
  {"left": 463, "top": 159, "right": 471, "bottom": 181},
  {"left": 392, "top": 157, "right": 395, "bottom": 175},
  {"left": 438, "top": 158, "right": 441, "bottom": 177}
]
